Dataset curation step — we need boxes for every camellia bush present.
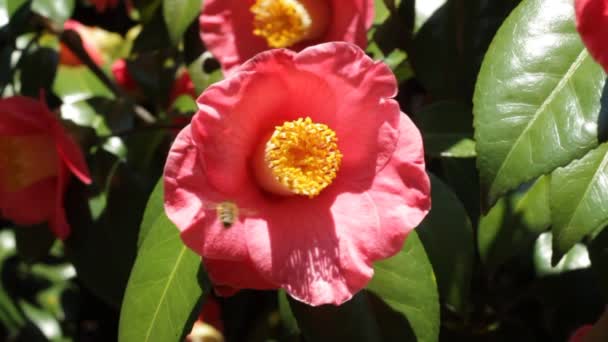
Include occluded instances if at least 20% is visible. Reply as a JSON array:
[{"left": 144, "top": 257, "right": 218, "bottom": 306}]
[{"left": 2, "top": 0, "right": 608, "bottom": 341}]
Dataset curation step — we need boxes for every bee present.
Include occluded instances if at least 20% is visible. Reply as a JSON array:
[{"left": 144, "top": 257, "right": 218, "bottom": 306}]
[
  {"left": 216, "top": 201, "right": 239, "bottom": 228},
  {"left": 203, "top": 201, "right": 255, "bottom": 229}
]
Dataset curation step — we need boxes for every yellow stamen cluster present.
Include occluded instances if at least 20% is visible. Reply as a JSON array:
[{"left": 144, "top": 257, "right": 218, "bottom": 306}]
[
  {"left": 251, "top": 0, "right": 312, "bottom": 48},
  {"left": 265, "top": 117, "right": 342, "bottom": 198},
  {"left": 0, "top": 135, "right": 58, "bottom": 192}
]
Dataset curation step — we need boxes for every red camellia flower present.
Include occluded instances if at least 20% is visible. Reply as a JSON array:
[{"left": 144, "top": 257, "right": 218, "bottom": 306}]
[
  {"left": 164, "top": 42, "right": 430, "bottom": 306},
  {"left": 60, "top": 20, "right": 105, "bottom": 66},
  {"left": 0, "top": 97, "right": 91, "bottom": 239},
  {"left": 200, "top": 0, "right": 374, "bottom": 74},
  {"left": 575, "top": 0, "right": 608, "bottom": 72}
]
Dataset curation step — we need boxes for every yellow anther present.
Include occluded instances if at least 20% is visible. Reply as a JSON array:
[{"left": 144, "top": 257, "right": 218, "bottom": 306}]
[
  {"left": 264, "top": 117, "right": 342, "bottom": 198},
  {"left": 250, "top": 0, "right": 313, "bottom": 48},
  {"left": 0, "top": 135, "right": 59, "bottom": 192}
]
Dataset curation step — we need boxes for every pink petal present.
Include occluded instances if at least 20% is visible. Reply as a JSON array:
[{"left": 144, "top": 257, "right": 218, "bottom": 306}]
[
  {"left": 293, "top": 42, "right": 400, "bottom": 184},
  {"left": 575, "top": 0, "right": 608, "bottom": 72},
  {"left": 200, "top": 0, "right": 267, "bottom": 74},
  {"left": 200, "top": 0, "right": 375, "bottom": 74},
  {"left": 194, "top": 43, "right": 399, "bottom": 194},
  {"left": 204, "top": 257, "right": 278, "bottom": 293},
  {"left": 325, "top": 0, "right": 374, "bottom": 49},
  {"left": 164, "top": 126, "right": 258, "bottom": 261}
]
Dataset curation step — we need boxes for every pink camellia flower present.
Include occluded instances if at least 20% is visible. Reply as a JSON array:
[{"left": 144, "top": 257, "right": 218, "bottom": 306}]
[
  {"left": 575, "top": 0, "right": 608, "bottom": 72},
  {"left": 200, "top": 0, "right": 374, "bottom": 74},
  {"left": 164, "top": 42, "right": 430, "bottom": 306},
  {"left": 0, "top": 96, "right": 91, "bottom": 239},
  {"left": 60, "top": 20, "right": 105, "bottom": 66}
]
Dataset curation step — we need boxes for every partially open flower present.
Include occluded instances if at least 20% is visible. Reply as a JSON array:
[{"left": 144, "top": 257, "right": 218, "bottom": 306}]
[
  {"left": 200, "top": 0, "right": 374, "bottom": 74},
  {"left": 164, "top": 42, "right": 430, "bottom": 306},
  {"left": 60, "top": 20, "right": 105, "bottom": 66},
  {"left": 575, "top": 0, "right": 608, "bottom": 72},
  {"left": 0, "top": 97, "right": 91, "bottom": 239}
]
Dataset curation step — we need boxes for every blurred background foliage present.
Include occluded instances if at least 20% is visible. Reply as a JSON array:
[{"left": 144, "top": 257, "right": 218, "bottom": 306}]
[{"left": 0, "top": 0, "right": 607, "bottom": 341}]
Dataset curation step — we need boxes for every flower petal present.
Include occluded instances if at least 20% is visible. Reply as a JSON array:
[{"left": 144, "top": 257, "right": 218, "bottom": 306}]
[
  {"left": 293, "top": 42, "right": 400, "bottom": 184},
  {"left": 575, "top": 0, "right": 608, "bottom": 72},
  {"left": 204, "top": 257, "right": 278, "bottom": 293},
  {"left": 0, "top": 97, "right": 50, "bottom": 135},
  {"left": 0, "top": 177, "right": 55, "bottom": 226},
  {"left": 200, "top": 0, "right": 267, "bottom": 74},
  {"left": 165, "top": 125, "right": 260, "bottom": 261},
  {"left": 326, "top": 0, "right": 374, "bottom": 48}
]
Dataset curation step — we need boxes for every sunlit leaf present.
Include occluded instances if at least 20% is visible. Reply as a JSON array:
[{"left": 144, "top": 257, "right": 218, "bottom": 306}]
[
  {"left": 551, "top": 143, "right": 608, "bottom": 259},
  {"left": 534, "top": 232, "right": 590, "bottom": 277},
  {"left": 119, "top": 180, "right": 208, "bottom": 342},
  {"left": 474, "top": 0, "right": 606, "bottom": 205},
  {"left": 478, "top": 176, "right": 551, "bottom": 270}
]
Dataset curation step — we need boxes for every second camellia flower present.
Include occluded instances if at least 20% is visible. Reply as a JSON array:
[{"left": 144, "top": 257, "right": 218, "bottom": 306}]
[
  {"left": 164, "top": 42, "right": 430, "bottom": 306},
  {"left": 200, "top": 0, "right": 374, "bottom": 74}
]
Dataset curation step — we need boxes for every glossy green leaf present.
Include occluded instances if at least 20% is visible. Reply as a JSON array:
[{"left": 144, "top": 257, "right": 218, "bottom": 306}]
[
  {"left": 31, "top": 0, "right": 74, "bottom": 25},
  {"left": 286, "top": 232, "right": 438, "bottom": 342},
  {"left": 137, "top": 179, "right": 163, "bottom": 247},
  {"left": 534, "top": 232, "right": 590, "bottom": 277},
  {"left": 417, "top": 174, "right": 473, "bottom": 314},
  {"left": 367, "top": 232, "right": 439, "bottom": 342},
  {"left": 551, "top": 143, "right": 608, "bottom": 259},
  {"left": 474, "top": 0, "right": 606, "bottom": 205},
  {"left": 162, "top": 0, "right": 201, "bottom": 45},
  {"left": 0, "top": 230, "right": 27, "bottom": 337},
  {"left": 416, "top": 101, "right": 475, "bottom": 158},
  {"left": 119, "top": 180, "right": 207, "bottom": 342},
  {"left": 478, "top": 176, "right": 551, "bottom": 270},
  {"left": 412, "top": 0, "right": 519, "bottom": 100}
]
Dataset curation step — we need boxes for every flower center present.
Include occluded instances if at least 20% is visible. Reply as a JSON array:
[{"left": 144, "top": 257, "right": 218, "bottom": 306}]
[
  {"left": 250, "top": 0, "right": 329, "bottom": 48},
  {"left": 260, "top": 117, "right": 342, "bottom": 198},
  {"left": 0, "top": 135, "right": 59, "bottom": 193}
]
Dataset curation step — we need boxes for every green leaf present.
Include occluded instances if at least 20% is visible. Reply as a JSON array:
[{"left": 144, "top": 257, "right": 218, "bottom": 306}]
[
  {"left": 367, "top": 232, "right": 439, "bottom": 342},
  {"left": 53, "top": 66, "right": 114, "bottom": 103},
  {"left": 417, "top": 174, "right": 474, "bottom": 314},
  {"left": 278, "top": 290, "right": 300, "bottom": 337},
  {"left": 416, "top": 101, "right": 475, "bottom": 158},
  {"left": 0, "top": 0, "right": 28, "bottom": 27},
  {"left": 31, "top": 0, "right": 74, "bottom": 25},
  {"left": 474, "top": 0, "right": 606, "bottom": 205},
  {"left": 478, "top": 176, "right": 551, "bottom": 270},
  {"left": 412, "top": 0, "right": 518, "bottom": 100},
  {"left": 187, "top": 51, "right": 223, "bottom": 95},
  {"left": 551, "top": 143, "right": 608, "bottom": 259},
  {"left": 534, "top": 232, "right": 590, "bottom": 277},
  {"left": 162, "top": 0, "right": 201, "bottom": 45},
  {"left": 286, "top": 232, "right": 438, "bottom": 342},
  {"left": 119, "top": 180, "right": 207, "bottom": 342},
  {"left": 137, "top": 180, "right": 163, "bottom": 247}
]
